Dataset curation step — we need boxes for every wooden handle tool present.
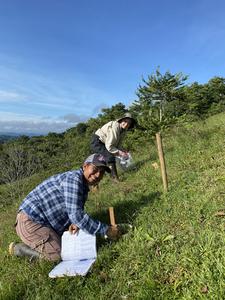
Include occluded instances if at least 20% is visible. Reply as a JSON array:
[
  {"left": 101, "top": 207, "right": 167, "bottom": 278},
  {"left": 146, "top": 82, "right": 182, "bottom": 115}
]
[{"left": 109, "top": 207, "right": 116, "bottom": 226}]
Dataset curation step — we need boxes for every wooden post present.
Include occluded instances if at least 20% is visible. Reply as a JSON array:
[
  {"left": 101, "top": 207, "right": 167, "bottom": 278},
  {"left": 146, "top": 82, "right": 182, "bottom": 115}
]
[
  {"left": 156, "top": 132, "right": 168, "bottom": 192},
  {"left": 109, "top": 207, "right": 116, "bottom": 226}
]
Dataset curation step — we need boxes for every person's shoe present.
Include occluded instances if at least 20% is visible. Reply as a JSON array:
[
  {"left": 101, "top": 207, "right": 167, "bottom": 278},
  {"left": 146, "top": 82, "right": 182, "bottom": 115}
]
[
  {"left": 112, "top": 176, "right": 120, "bottom": 183},
  {"left": 8, "top": 242, "right": 16, "bottom": 256},
  {"left": 9, "top": 242, "right": 40, "bottom": 260}
]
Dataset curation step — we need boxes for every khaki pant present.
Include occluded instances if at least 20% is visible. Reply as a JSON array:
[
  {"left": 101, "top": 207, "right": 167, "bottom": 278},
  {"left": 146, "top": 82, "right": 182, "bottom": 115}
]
[{"left": 15, "top": 211, "right": 61, "bottom": 261}]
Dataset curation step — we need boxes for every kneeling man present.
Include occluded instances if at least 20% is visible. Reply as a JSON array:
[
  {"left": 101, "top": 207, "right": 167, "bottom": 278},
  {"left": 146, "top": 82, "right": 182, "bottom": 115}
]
[{"left": 9, "top": 153, "right": 120, "bottom": 261}]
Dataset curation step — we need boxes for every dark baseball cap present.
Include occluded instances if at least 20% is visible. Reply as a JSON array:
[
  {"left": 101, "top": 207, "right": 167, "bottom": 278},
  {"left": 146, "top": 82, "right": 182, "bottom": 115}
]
[{"left": 84, "top": 153, "right": 111, "bottom": 173}]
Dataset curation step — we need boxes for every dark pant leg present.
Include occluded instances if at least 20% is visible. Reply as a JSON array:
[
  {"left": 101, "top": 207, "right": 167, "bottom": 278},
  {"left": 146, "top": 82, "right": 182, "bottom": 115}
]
[{"left": 90, "top": 134, "right": 115, "bottom": 164}]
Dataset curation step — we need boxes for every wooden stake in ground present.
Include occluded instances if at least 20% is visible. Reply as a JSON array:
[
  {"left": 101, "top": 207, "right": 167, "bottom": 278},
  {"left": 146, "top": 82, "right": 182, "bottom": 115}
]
[
  {"left": 156, "top": 132, "right": 168, "bottom": 192},
  {"left": 109, "top": 207, "right": 116, "bottom": 225}
]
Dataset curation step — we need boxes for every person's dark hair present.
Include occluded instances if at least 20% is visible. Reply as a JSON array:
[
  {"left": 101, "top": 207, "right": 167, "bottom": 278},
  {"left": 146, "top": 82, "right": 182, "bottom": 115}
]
[{"left": 117, "top": 113, "right": 136, "bottom": 130}]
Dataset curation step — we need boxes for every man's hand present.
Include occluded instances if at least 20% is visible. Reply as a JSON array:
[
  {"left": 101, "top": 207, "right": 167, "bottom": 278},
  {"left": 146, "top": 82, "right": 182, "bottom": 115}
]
[
  {"left": 106, "top": 225, "right": 121, "bottom": 240},
  {"left": 68, "top": 224, "right": 79, "bottom": 234}
]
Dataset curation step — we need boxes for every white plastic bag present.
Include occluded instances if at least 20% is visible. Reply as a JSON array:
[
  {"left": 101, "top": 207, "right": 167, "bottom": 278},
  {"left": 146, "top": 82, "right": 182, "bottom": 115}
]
[{"left": 116, "top": 153, "right": 134, "bottom": 171}]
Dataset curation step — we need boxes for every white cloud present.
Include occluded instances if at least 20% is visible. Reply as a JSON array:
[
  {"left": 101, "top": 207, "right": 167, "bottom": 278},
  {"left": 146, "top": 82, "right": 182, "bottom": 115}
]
[
  {"left": 0, "top": 120, "right": 73, "bottom": 134},
  {"left": 0, "top": 90, "right": 24, "bottom": 102},
  {"left": 63, "top": 114, "right": 88, "bottom": 123},
  {"left": 91, "top": 103, "right": 108, "bottom": 116},
  {"left": 0, "top": 112, "right": 41, "bottom": 122},
  {"left": 0, "top": 61, "right": 115, "bottom": 116},
  {"left": 0, "top": 111, "right": 89, "bottom": 134},
  {"left": 0, "top": 54, "right": 121, "bottom": 134}
]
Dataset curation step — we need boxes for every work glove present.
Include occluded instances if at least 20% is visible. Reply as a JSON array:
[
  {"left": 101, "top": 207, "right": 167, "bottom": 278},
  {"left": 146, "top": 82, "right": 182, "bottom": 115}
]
[
  {"left": 68, "top": 224, "right": 79, "bottom": 234},
  {"left": 118, "top": 150, "right": 129, "bottom": 159},
  {"left": 106, "top": 225, "right": 121, "bottom": 240}
]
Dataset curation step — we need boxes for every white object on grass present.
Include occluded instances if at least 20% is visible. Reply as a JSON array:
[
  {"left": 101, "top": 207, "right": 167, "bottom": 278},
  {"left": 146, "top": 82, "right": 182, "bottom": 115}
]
[
  {"left": 116, "top": 152, "right": 134, "bottom": 170},
  {"left": 49, "top": 230, "right": 96, "bottom": 278}
]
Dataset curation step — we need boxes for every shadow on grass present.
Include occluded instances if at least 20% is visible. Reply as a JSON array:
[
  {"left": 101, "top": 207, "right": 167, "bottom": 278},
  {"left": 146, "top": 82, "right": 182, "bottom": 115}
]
[
  {"left": 92, "top": 191, "right": 161, "bottom": 247},
  {"left": 117, "top": 157, "right": 151, "bottom": 175},
  {"left": 93, "top": 191, "right": 160, "bottom": 225}
]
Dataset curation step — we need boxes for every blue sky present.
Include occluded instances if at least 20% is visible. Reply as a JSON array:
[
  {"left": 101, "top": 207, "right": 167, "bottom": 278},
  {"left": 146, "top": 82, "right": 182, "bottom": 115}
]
[{"left": 0, "top": 0, "right": 225, "bottom": 134}]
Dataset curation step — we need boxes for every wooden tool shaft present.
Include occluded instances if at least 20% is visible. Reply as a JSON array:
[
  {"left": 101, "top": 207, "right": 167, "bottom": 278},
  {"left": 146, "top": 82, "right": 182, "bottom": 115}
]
[{"left": 109, "top": 207, "right": 116, "bottom": 226}]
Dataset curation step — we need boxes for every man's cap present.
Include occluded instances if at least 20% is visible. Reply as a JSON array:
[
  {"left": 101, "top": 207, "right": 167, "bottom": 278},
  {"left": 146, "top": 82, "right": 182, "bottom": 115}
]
[
  {"left": 117, "top": 112, "right": 136, "bottom": 129},
  {"left": 84, "top": 153, "right": 111, "bottom": 173}
]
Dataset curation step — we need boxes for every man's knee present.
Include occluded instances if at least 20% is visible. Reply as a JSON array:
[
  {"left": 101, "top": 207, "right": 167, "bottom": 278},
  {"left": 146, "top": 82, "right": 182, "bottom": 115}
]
[
  {"left": 43, "top": 249, "right": 61, "bottom": 262},
  {"left": 39, "top": 235, "right": 61, "bottom": 262}
]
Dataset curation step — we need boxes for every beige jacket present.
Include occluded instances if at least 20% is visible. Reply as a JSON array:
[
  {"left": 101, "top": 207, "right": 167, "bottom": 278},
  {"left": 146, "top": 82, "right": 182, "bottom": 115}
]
[{"left": 95, "top": 121, "right": 126, "bottom": 154}]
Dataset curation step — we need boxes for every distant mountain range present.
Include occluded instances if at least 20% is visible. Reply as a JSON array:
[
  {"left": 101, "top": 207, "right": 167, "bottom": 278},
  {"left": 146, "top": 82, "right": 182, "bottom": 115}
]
[
  {"left": 0, "top": 134, "right": 18, "bottom": 143},
  {"left": 0, "top": 132, "right": 45, "bottom": 143}
]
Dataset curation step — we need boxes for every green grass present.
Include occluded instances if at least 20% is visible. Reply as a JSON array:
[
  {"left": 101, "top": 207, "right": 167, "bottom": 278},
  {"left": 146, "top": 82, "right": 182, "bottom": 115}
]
[{"left": 1, "top": 113, "right": 225, "bottom": 299}]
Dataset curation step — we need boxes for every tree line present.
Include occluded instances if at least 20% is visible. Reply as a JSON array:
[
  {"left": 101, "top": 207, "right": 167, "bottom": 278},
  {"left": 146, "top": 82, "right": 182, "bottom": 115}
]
[{"left": 0, "top": 69, "right": 225, "bottom": 185}]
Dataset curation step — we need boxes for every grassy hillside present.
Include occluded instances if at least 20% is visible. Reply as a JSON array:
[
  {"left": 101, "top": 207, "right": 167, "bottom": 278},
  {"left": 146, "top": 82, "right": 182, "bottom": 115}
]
[{"left": 0, "top": 113, "right": 225, "bottom": 300}]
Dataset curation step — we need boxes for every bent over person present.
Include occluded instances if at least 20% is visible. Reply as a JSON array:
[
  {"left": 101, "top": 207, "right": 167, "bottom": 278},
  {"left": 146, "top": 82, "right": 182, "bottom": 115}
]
[
  {"left": 90, "top": 112, "right": 136, "bottom": 181},
  {"left": 9, "top": 154, "right": 121, "bottom": 261}
]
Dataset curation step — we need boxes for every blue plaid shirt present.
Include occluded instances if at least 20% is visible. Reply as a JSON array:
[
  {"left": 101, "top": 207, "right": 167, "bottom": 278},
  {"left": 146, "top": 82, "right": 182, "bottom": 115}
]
[{"left": 19, "top": 168, "right": 108, "bottom": 236}]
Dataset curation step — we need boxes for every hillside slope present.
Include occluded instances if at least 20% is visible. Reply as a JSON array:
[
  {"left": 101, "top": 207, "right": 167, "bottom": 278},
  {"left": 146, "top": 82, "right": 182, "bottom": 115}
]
[{"left": 0, "top": 113, "right": 225, "bottom": 300}]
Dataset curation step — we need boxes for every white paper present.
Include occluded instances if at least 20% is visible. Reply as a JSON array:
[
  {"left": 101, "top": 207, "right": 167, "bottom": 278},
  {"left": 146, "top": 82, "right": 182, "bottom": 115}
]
[
  {"left": 49, "top": 259, "right": 96, "bottom": 277},
  {"left": 49, "top": 230, "right": 97, "bottom": 278},
  {"left": 61, "top": 230, "right": 97, "bottom": 261}
]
